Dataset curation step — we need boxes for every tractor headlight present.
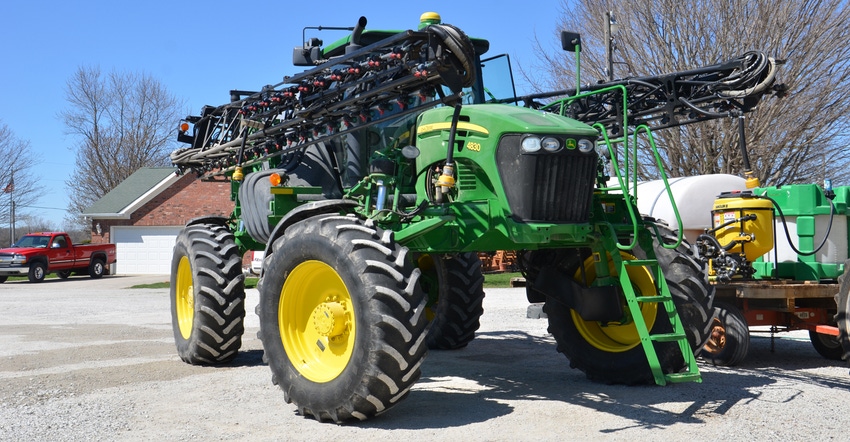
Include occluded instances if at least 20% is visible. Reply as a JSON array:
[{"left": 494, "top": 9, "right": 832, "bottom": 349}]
[
  {"left": 520, "top": 136, "right": 541, "bottom": 153},
  {"left": 578, "top": 139, "right": 596, "bottom": 153},
  {"left": 541, "top": 137, "right": 561, "bottom": 152}
]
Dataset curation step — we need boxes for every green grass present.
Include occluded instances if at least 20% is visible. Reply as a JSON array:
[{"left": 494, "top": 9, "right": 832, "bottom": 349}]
[
  {"left": 483, "top": 272, "right": 523, "bottom": 288},
  {"left": 132, "top": 274, "right": 522, "bottom": 290},
  {"left": 7, "top": 274, "right": 58, "bottom": 281}
]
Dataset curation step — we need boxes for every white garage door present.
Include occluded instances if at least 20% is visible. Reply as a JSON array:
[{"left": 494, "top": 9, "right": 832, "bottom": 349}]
[{"left": 112, "top": 226, "right": 183, "bottom": 275}]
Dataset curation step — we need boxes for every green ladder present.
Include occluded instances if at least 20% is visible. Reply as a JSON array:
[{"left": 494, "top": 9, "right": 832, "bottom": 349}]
[{"left": 616, "top": 254, "right": 702, "bottom": 385}]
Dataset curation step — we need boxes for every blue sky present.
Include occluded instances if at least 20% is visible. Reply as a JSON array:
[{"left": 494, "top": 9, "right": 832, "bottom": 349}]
[{"left": 0, "top": 0, "right": 564, "bottom": 226}]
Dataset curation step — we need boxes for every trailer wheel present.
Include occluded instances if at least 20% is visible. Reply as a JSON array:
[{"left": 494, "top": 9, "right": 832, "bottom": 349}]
[
  {"left": 28, "top": 262, "right": 46, "bottom": 283},
  {"left": 834, "top": 259, "right": 850, "bottom": 362},
  {"left": 416, "top": 253, "right": 485, "bottom": 350},
  {"left": 0, "top": 276, "right": 7, "bottom": 284},
  {"left": 170, "top": 223, "right": 245, "bottom": 365},
  {"left": 809, "top": 331, "right": 843, "bottom": 360},
  {"left": 89, "top": 258, "right": 105, "bottom": 279},
  {"left": 57, "top": 270, "right": 72, "bottom": 279},
  {"left": 257, "top": 215, "right": 427, "bottom": 423},
  {"left": 700, "top": 301, "right": 749, "bottom": 366}
]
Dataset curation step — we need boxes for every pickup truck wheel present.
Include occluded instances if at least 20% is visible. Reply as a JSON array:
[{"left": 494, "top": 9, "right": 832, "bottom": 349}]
[
  {"left": 89, "top": 258, "right": 105, "bottom": 279},
  {"left": 0, "top": 276, "right": 7, "bottom": 284},
  {"left": 257, "top": 215, "right": 427, "bottom": 423},
  {"left": 28, "top": 262, "right": 47, "bottom": 283},
  {"left": 170, "top": 223, "right": 245, "bottom": 365},
  {"left": 57, "top": 270, "right": 72, "bottom": 279}
]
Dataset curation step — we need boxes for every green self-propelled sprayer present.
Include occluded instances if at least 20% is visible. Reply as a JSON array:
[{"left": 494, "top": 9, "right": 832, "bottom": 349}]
[{"left": 168, "top": 13, "right": 782, "bottom": 422}]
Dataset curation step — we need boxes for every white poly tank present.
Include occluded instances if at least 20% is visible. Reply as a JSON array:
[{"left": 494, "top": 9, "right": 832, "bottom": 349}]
[{"left": 609, "top": 174, "right": 748, "bottom": 242}]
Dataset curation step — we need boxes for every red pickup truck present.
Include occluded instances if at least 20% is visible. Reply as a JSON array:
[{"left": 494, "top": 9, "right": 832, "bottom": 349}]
[{"left": 0, "top": 232, "right": 117, "bottom": 283}]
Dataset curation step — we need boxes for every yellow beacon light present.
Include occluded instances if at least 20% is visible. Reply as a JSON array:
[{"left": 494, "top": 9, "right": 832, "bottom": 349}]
[{"left": 419, "top": 12, "right": 441, "bottom": 29}]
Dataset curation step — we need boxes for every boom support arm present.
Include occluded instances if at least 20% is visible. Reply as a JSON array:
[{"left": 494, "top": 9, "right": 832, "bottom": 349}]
[
  {"left": 514, "top": 51, "right": 784, "bottom": 136},
  {"left": 171, "top": 22, "right": 477, "bottom": 177}
]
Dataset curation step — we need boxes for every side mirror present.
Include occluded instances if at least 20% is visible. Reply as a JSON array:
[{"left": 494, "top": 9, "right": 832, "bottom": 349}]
[
  {"left": 293, "top": 38, "right": 323, "bottom": 66},
  {"left": 561, "top": 31, "right": 581, "bottom": 53}
]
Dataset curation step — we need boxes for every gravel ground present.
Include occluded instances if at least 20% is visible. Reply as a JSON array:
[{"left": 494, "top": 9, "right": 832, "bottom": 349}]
[{"left": 1, "top": 275, "right": 849, "bottom": 441}]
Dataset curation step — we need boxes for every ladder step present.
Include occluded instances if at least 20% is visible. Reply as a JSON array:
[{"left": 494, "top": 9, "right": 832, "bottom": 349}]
[
  {"left": 634, "top": 295, "right": 672, "bottom": 303},
  {"left": 623, "top": 259, "right": 657, "bottom": 266},
  {"left": 665, "top": 372, "right": 702, "bottom": 383},
  {"left": 650, "top": 332, "right": 687, "bottom": 342}
]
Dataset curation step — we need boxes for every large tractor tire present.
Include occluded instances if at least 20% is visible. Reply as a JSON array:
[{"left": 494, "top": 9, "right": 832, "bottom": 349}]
[
  {"left": 257, "top": 215, "right": 428, "bottom": 423},
  {"left": 544, "top": 229, "right": 714, "bottom": 384},
  {"left": 651, "top": 226, "right": 715, "bottom": 352},
  {"left": 170, "top": 223, "right": 246, "bottom": 365},
  {"left": 700, "top": 300, "right": 750, "bottom": 366},
  {"left": 833, "top": 259, "right": 850, "bottom": 361},
  {"left": 416, "top": 252, "right": 485, "bottom": 350}
]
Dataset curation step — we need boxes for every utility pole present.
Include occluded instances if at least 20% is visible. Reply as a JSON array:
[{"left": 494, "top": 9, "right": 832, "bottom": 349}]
[
  {"left": 4, "top": 171, "right": 13, "bottom": 246},
  {"left": 605, "top": 11, "right": 617, "bottom": 82}
]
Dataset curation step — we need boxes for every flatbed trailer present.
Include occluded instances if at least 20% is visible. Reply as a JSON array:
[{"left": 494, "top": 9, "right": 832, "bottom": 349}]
[{"left": 706, "top": 282, "right": 843, "bottom": 365}]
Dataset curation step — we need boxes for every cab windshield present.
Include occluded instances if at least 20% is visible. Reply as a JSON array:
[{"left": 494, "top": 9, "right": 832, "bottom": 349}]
[{"left": 13, "top": 235, "right": 50, "bottom": 248}]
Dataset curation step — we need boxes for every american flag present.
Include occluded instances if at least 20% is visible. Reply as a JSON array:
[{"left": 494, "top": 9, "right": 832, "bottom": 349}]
[{"left": 2, "top": 175, "right": 12, "bottom": 193}]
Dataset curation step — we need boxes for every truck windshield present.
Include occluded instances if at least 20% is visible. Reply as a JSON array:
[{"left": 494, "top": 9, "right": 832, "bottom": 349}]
[{"left": 13, "top": 236, "right": 50, "bottom": 248}]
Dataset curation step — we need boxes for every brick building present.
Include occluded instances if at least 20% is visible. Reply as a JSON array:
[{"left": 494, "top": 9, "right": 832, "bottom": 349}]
[{"left": 83, "top": 168, "right": 233, "bottom": 275}]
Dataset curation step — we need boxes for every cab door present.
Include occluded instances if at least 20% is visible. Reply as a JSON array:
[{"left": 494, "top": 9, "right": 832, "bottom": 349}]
[{"left": 47, "top": 235, "right": 74, "bottom": 270}]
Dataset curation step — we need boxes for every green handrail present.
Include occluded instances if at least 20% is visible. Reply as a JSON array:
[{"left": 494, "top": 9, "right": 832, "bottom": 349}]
[
  {"left": 633, "top": 125, "right": 683, "bottom": 249},
  {"left": 593, "top": 123, "right": 640, "bottom": 251}
]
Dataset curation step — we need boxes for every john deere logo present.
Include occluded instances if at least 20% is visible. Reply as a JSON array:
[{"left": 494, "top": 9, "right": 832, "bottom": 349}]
[{"left": 566, "top": 139, "right": 577, "bottom": 150}]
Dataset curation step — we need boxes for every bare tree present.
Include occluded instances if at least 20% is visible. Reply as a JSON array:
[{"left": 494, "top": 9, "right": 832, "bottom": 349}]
[
  {"left": 61, "top": 66, "right": 183, "bottom": 223},
  {"left": 0, "top": 121, "right": 43, "bottom": 245},
  {"left": 523, "top": 0, "right": 850, "bottom": 186}
]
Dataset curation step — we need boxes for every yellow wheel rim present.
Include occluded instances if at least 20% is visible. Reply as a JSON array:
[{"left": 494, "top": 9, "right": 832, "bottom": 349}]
[
  {"left": 175, "top": 256, "right": 195, "bottom": 340},
  {"left": 572, "top": 252, "right": 659, "bottom": 353},
  {"left": 279, "top": 260, "right": 356, "bottom": 383}
]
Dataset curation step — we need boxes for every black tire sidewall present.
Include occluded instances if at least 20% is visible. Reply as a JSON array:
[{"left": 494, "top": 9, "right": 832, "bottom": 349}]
[
  {"left": 28, "top": 262, "right": 46, "bottom": 282},
  {"left": 89, "top": 258, "right": 105, "bottom": 279},
  {"left": 835, "top": 259, "right": 850, "bottom": 361},
  {"left": 418, "top": 252, "right": 485, "bottom": 350},
  {"left": 259, "top": 230, "right": 376, "bottom": 412},
  {"left": 169, "top": 224, "right": 245, "bottom": 365},
  {"left": 545, "top": 287, "right": 677, "bottom": 384},
  {"left": 701, "top": 300, "right": 749, "bottom": 366},
  {"left": 258, "top": 215, "right": 429, "bottom": 420},
  {"left": 170, "top": 235, "right": 194, "bottom": 358}
]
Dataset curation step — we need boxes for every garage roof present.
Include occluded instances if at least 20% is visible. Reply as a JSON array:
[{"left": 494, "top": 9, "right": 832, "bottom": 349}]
[{"left": 82, "top": 167, "right": 181, "bottom": 219}]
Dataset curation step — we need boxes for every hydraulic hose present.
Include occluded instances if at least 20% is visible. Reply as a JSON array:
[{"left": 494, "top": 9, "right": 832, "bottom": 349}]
[{"left": 757, "top": 193, "right": 835, "bottom": 257}]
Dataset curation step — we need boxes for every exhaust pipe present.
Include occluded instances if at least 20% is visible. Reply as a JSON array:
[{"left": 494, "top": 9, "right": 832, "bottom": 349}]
[{"left": 346, "top": 16, "right": 367, "bottom": 54}]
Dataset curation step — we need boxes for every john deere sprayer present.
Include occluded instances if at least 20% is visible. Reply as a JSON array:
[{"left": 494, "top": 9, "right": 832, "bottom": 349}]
[{"left": 168, "top": 13, "right": 782, "bottom": 422}]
